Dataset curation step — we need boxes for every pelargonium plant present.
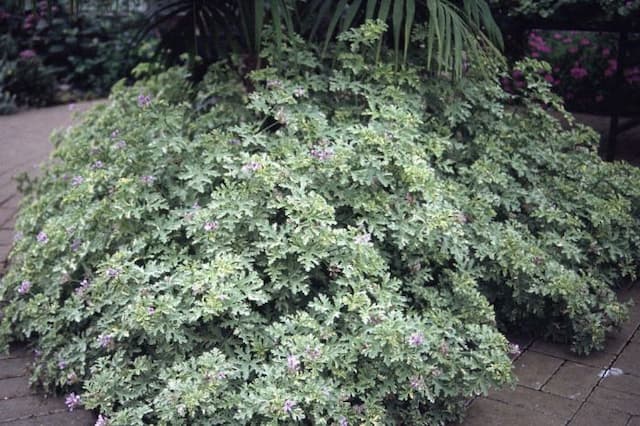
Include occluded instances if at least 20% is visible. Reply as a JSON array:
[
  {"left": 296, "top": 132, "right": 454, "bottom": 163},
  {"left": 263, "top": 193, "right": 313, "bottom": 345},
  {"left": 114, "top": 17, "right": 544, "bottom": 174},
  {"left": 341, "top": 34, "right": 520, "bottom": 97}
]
[{"left": 0, "top": 24, "right": 639, "bottom": 425}]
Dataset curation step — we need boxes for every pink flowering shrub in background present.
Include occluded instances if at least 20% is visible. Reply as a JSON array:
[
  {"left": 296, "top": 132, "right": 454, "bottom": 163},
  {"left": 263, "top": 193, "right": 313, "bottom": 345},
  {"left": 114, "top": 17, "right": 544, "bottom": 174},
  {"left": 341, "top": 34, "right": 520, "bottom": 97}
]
[{"left": 523, "top": 29, "right": 640, "bottom": 112}]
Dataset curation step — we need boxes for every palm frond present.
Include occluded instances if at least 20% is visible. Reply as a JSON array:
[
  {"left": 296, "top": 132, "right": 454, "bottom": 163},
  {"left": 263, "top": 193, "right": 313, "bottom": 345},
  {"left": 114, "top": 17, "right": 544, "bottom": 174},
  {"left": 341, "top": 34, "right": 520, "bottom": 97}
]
[{"left": 57, "top": 0, "right": 504, "bottom": 79}]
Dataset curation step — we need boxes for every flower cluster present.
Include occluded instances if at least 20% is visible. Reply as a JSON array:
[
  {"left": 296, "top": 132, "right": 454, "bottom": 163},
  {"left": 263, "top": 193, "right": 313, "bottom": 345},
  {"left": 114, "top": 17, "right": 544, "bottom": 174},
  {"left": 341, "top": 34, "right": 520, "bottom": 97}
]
[
  {"left": 408, "top": 332, "right": 425, "bottom": 347},
  {"left": 521, "top": 29, "right": 640, "bottom": 111},
  {"left": 204, "top": 220, "right": 219, "bottom": 232},
  {"left": 140, "top": 175, "right": 156, "bottom": 185},
  {"left": 95, "top": 415, "right": 109, "bottom": 426},
  {"left": 75, "top": 279, "right": 90, "bottom": 296},
  {"left": 106, "top": 268, "right": 121, "bottom": 278},
  {"left": 71, "top": 175, "right": 84, "bottom": 186},
  {"left": 310, "top": 145, "right": 334, "bottom": 161},
  {"left": 242, "top": 161, "right": 262, "bottom": 173},
  {"left": 17, "top": 280, "right": 31, "bottom": 295},
  {"left": 137, "top": 93, "right": 152, "bottom": 108},
  {"left": 283, "top": 399, "right": 296, "bottom": 414},
  {"left": 36, "top": 231, "right": 48, "bottom": 243},
  {"left": 98, "top": 333, "right": 114, "bottom": 349},
  {"left": 287, "top": 354, "right": 300, "bottom": 373},
  {"left": 64, "top": 392, "right": 82, "bottom": 411},
  {"left": 353, "top": 233, "right": 371, "bottom": 245}
]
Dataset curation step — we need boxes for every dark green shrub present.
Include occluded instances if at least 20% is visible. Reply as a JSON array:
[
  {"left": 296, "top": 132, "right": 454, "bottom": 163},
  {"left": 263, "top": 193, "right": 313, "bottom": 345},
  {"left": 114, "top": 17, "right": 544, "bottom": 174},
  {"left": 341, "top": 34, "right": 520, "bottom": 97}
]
[
  {"left": 0, "top": 1, "right": 147, "bottom": 110},
  {"left": 1, "top": 24, "right": 639, "bottom": 424}
]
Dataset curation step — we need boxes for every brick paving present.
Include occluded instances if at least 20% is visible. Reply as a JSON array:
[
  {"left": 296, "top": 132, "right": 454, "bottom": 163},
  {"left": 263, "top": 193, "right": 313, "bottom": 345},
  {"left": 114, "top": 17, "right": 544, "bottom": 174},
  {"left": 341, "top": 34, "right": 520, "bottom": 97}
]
[
  {"left": 463, "top": 282, "right": 640, "bottom": 426},
  {"left": 0, "top": 102, "right": 99, "bottom": 425},
  {"left": 0, "top": 104, "right": 639, "bottom": 425}
]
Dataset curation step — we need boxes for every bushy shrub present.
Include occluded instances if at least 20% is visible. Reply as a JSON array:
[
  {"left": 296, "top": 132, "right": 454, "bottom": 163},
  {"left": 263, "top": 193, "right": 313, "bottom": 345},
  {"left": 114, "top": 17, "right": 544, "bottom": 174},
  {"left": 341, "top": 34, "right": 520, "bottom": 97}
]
[
  {"left": 1, "top": 25, "right": 639, "bottom": 424},
  {"left": 505, "top": 29, "right": 640, "bottom": 113},
  {"left": 0, "top": 1, "right": 147, "bottom": 111},
  {"left": 490, "top": 0, "right": 640, "bottom": 18}
]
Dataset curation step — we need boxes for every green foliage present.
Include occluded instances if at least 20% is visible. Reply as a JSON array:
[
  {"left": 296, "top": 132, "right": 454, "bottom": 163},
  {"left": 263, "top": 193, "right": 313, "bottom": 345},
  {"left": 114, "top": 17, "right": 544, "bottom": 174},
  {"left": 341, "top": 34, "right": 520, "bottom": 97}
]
[
  {"left": 1, "top": 28, "right": 639, "bottom": 424},
  {"left": 0, "top": 1, "right": 148, "bottom": 109},
  {"left": 140, "top": 0, "right": 503, "bottom": 78},
  {"left": 489, "top": 0, "right": 640, "bottom": 18}
]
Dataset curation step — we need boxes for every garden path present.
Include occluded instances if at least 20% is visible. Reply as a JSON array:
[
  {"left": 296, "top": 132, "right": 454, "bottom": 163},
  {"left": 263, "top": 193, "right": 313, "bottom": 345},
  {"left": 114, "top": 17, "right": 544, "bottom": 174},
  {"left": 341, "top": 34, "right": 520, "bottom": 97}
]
[
  {"left": 0, "top": 103, "right": 638, "bottom": 425},
  {"left": 0, "top": 102, "right": 100, "bottom": 425},
  {"left": 462, "top": 282, "right": 640, "bottom": 426}
]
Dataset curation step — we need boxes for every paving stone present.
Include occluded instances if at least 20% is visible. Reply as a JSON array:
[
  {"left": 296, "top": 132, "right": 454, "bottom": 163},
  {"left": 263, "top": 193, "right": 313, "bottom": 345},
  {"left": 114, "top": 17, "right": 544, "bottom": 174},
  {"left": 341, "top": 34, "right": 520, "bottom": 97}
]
[
  {"left": 0, "top": 188, "right": 16, "bottom": 206},
  {"left": 604, "top": 319, "right": 640, "bottom": 355},
  {"left": 0, "top": 358, "right": 29, "bottom": 379},
  {"left": 463, "top": 397, "right": 566, "bottom": 426},
  {"left": 612, "top": 342, "right": 640, "bottom": 377},
  {"left": 529, "top": 340, "right": 616, "bottom": 368},
  {"left": 0, "top": 245, "right": 10, "bottom": 264},
  {"left": 0, "top": 208, "right": 16, "bottom": 229},
  {"left": 0, "top": 376, "right": 35, "bottom": 399},
  {"left": 2, "top": 410, "right": 95, "bottom": 426},
  {"left": 0, "top": 395, "right": 66, "bottom": 422},
  {"left": 5, "top": 344, "right": 30, "bottom": 360},
  {"left": 0, "top": 345, "right": 28, "bottom": 360},
  {"left": 0, "top": 195, "right": 19, "bottom": 212},
  {"left": 599, "top": 372, "right": 640, "bottom": 396},
  {"left": 512, "top": 350, "right": 564, "bottom": 390},
  {"left": 568, "top": 402, "right": 630, "bottom": 426},
  {"left": 617, "top": 282, "right": 640, "bottom": 304},
  {"left": 587, "top": 386, "right": 640, "bottom": 415},
  {"left": 542, "top": 362, "right": 601, "bottom": 400},
  {"left": 0, "top": 230, "right": 14, "bottom": 246},
  {"left": 487, "top": 384, "right": 580, "bottom": 420}
]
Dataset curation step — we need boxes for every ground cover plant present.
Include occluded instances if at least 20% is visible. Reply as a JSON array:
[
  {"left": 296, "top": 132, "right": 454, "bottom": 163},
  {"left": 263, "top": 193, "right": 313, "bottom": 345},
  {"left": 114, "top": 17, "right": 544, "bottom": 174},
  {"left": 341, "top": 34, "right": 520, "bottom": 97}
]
[{"left": 1, "top": 23, "right": 640, "bottom": 425}]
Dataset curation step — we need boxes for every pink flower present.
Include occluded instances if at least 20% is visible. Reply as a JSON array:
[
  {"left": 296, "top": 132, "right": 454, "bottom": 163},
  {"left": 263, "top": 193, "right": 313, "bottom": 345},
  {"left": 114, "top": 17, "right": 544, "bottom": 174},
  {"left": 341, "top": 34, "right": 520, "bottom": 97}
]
[
  {"left": 65, "top": 393, "right": 82, "bottom": 411},
  {"left": 204, "top": 221, "right": 219, "bottom": 232},
  {"left": 18, "top": 280, "right": 32, "bottom": 295},
  {"left": 95, "top": 415, "right": 109, "bottom": 426},
  {"left": 627, "top": 75, "right": 640, "bottom": 85},
  {"left": 579, "top": 38, "right": 591, "bottom": 46},
  {"left": 23, "top": 13, "right": 37, "bottom": 30},
  {"left": 287, "top": 355, "right": 300, "bottom": 373},
  {"left": 568, "top": 46, "right": 578, "bottom": 54},
  {"left": 36, "top": 231, "right": 48, "bottom": 243},
  {"left": 602, "top": 48, "right": 611, "bottom": 57},
  {"left": 19, "top": 49, "right": 36, "bottom": 59},
  {"left": 408, "top": 332, "right": 425, "bottom": 347},
  {"left": 283, "top": 399, "right": 296, "bottom": 414},
  {"left": 553, "top": 33, "right": 563, "bottom": 40},
  {"left": 544, "top": 74, "right": 555, "bottom": 84},
  {"left": 570, "top": 66, "right": 588, "bottom": 79}
]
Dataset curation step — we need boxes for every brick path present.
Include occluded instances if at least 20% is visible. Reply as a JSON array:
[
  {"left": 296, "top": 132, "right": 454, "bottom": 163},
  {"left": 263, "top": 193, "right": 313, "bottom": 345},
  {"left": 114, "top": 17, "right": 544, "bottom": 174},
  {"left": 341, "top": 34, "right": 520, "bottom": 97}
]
[
  {"left": 463, "top": 283, "right": 640, "bottom": 425},
  {"left": 0, "top": 104, "right": 638, "bottom": 425},
  {"left": 0, "top": 102, "right": 99, "bottom": 425}
]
